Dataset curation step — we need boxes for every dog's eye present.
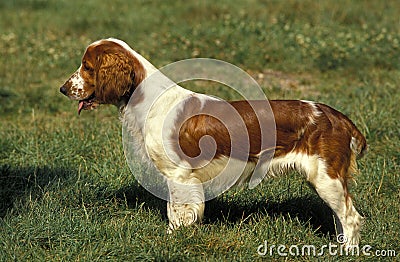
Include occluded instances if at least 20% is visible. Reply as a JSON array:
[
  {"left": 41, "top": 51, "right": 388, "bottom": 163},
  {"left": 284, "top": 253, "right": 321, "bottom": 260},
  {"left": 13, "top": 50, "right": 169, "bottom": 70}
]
[{"left": 83, "top": 61, "right": 93, "bottom": 72}]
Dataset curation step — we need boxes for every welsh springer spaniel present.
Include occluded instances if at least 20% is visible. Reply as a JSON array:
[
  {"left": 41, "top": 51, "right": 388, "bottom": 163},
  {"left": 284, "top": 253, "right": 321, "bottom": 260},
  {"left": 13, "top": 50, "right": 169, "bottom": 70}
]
[{"left": 60, "top": 38, "right": 367, "bottom": 246}]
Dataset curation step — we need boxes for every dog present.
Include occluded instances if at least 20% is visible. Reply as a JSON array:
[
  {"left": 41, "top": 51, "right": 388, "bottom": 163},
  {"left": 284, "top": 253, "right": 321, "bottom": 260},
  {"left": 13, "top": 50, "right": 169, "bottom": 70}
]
[{"left": 60, "top": 38, "right": 367, "bottom": 246}]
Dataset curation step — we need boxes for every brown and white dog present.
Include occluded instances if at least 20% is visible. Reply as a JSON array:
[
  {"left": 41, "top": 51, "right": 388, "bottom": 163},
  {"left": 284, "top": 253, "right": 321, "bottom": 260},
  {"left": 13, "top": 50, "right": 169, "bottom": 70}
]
[{"left": 60, "top": 38, "right": 367, "bottom": 246}]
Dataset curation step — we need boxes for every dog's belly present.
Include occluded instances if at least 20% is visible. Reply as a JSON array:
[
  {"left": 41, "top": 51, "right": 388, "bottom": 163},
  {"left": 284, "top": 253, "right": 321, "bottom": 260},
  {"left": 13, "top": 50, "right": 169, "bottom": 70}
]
[
  {"left": 190, "top": 151, "right": 319, "bottom": 189},
  {"left": 192, "top": 156, "right": 256, "bottom": 187}
]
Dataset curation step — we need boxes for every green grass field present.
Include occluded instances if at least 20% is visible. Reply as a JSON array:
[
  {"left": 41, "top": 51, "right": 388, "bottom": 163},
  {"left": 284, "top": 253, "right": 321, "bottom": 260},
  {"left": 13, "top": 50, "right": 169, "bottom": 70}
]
[{"left": 1, "top": 0, "right": 399, "bottom": 261}]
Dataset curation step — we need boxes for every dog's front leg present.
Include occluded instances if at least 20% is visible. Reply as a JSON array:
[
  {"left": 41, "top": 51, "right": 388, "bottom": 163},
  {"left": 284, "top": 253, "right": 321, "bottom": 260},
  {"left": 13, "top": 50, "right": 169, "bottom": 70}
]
[{"left": 166, "top": 174, "right": 205, "bottom": 233}]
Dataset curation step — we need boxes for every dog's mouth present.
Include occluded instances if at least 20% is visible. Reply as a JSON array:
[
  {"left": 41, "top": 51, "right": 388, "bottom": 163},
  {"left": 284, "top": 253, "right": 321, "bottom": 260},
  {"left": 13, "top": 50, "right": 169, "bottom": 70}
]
[{"left": 78, "top": 93, "right": 99, "bottom": 115}]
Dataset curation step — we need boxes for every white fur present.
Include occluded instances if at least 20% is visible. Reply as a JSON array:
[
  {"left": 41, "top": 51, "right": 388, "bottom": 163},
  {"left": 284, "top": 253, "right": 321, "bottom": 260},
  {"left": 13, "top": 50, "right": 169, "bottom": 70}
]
[
  {"left": 68, "top": 68, "right": 85, "bottom": 99},
  {"left": 309, "top": 160, "right": 363, "bottom": 247},
  {"left": 268, "top": 152, "right": 319, "bottom": 180},
  {"left": 301, "top": 100, "right": 322, "bottom": 125}
]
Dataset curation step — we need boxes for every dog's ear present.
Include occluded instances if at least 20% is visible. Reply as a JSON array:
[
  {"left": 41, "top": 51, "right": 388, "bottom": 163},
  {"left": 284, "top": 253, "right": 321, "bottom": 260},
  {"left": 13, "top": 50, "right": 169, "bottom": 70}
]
[{"left": 95, "top": 51, "right": 135, "bottom": 105}]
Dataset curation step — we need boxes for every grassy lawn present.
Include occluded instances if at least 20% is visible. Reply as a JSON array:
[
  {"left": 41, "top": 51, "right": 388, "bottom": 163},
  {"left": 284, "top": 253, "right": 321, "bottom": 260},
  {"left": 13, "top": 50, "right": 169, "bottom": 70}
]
[{"left": 1, "top": 0, "right": 399, "bottom": 260}]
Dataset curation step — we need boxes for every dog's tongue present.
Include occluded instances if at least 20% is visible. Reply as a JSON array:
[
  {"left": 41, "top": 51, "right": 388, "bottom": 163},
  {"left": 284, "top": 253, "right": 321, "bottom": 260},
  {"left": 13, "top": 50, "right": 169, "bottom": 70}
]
[{"left": 78, "top": 101, "right": 84, "bottom": 115}]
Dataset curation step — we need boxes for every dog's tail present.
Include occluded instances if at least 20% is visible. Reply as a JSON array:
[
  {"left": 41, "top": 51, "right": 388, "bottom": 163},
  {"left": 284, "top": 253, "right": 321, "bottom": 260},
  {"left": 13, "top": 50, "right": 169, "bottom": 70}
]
[
  {"left": 318, "top": 103, "right": 368, "bottom": 159},
  {"left": 339, "top": 111, "right": 368, "bottom": 178},
  {"left": 346, "top": 121, "right": 367, "bottom": 182},
  {"left": 350, "top": 127, "right": 368, "bottom": 159},
  {"left": 339, "top": 111, "right": 367, "bottom": 159},
  {"left": 335, "top": 110, "right": 367, "bottom": 180},
  {"left": 339, "top": 113, "right": 367, "bottom": 159}
]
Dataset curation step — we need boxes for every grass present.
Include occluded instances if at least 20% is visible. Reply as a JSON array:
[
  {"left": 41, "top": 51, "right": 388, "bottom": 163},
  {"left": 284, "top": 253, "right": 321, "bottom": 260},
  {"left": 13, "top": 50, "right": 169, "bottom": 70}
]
[{"left": 1, "top": 0, "right": 399, "bottom": 260}]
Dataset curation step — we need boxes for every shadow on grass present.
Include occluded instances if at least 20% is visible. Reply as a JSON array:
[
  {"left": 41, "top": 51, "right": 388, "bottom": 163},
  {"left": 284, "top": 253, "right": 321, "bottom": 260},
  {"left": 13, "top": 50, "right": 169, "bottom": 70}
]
[
  {"left": 0, "top": 162, "right": 335, "bottom": 238},
  {"left": 113, "top": 183, "right": 168, "bottom": 220},
  {"left": 114, "top": 183, "right": 336, "bottom": 237},
  {"left": 205, "top": 194, "right": 336, "bottom": 237},
  {"left": 0, "top": 164, "right": 75, "bottom": 218}
]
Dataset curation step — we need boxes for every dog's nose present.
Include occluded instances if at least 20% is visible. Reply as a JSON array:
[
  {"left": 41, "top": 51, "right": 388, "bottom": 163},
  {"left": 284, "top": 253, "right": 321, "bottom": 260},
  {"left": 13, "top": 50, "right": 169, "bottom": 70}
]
[{"left": 60, "top": 85, "right": 68, "bottom": 95}]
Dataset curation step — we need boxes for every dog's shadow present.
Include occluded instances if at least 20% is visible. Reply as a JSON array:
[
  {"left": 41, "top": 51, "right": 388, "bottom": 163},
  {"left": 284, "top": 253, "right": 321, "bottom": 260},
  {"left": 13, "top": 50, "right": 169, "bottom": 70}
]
[
  {"left": 0, "top": 163, "right": 335, "bottom": 238},
  {"left": 0, "top": 164, "right": 76, "bottom": 218},
  {"left": 205, "top": 194, "right": 336, "bottom": 236},
  {"left": 115, "top": 183, "right": 336, "bottom": 237}
]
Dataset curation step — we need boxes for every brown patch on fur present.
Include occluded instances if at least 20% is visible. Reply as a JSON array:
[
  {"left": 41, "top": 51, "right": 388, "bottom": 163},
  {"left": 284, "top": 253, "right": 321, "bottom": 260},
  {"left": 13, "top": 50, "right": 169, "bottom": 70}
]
[
  {"left": 176, "top": 99, "right": 367, "bottom": 184},
  {"left": 86, "top": 40, "right": 146, "bottom": 105},
  {"left": 174, "top": 98, "right": 275, "bottom": 166}
]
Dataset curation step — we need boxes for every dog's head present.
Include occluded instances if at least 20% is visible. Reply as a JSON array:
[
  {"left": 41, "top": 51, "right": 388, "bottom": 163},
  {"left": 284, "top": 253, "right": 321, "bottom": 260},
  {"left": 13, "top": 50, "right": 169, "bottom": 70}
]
[{"left": 60, "top": 39, "right": 145, "bottom": 114}]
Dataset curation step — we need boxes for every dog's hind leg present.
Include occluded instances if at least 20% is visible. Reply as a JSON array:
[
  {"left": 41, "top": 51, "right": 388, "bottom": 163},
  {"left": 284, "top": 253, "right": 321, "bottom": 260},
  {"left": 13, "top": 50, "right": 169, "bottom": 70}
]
[{"left": 308, "top": 159, "right": 363, "bottom": 247}]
